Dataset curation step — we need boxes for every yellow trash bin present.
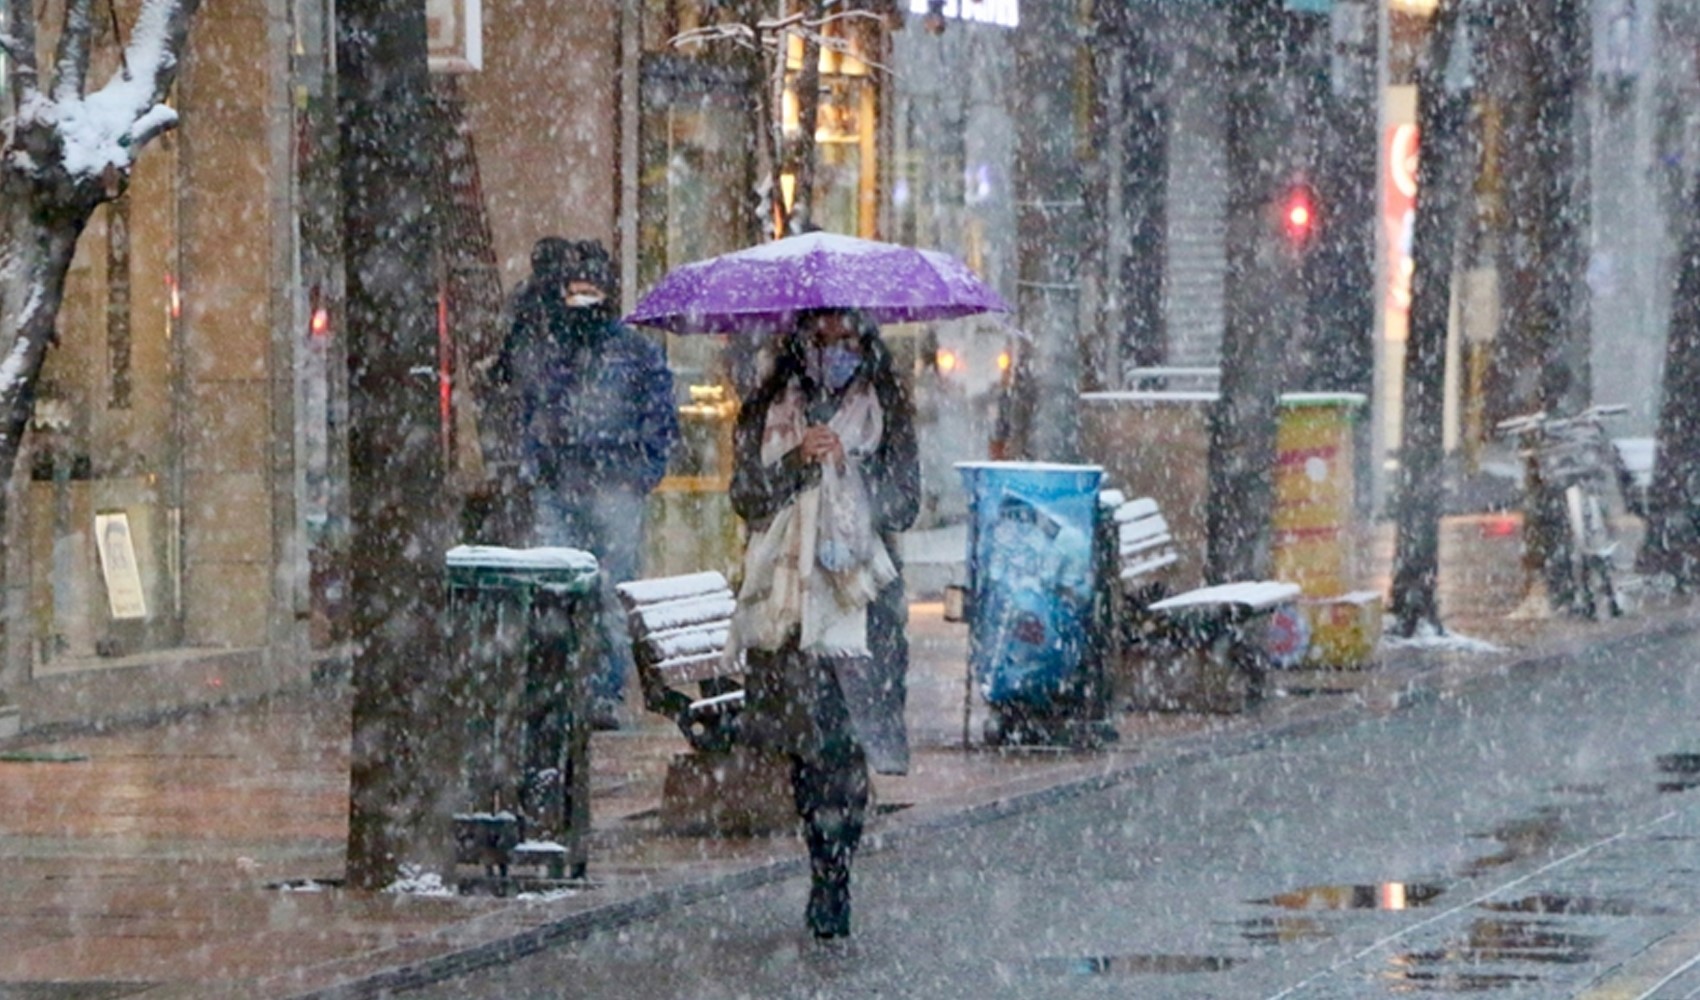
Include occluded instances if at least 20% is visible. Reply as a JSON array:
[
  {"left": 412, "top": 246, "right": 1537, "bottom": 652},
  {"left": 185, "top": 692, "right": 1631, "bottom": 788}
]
[
  {"left": 1272, "top": 393, "right": 1363, "bottom": 595},
  {"left": 1272, "top": 393, "right": 1381, "bottom": 668}
]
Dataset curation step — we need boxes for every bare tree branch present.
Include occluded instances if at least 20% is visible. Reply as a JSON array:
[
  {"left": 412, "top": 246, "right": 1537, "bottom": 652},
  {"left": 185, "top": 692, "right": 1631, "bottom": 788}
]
[
  {"left": 128, "top": 0, "right": 203, "bottom": 108},
  {"left": 674, "top": 9, "right": 891, "bottom": 69},
  {"left": 3, "top": 0, "right": 40, "bottom": 110},
  {"left": 127, "top": 104, "right": 181, "bottom": 149},
  {"left": 670, "top": 23, "right": 761, "bottom": 51},
  {"left": 53, "top": 0, "right": 98, "bottom": 102}
]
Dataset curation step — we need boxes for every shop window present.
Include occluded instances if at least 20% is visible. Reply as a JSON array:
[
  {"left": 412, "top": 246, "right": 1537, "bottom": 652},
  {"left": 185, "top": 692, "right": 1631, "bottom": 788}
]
[
  {"left": 27, "top": 148, "right": 182, "bottom": 667},
  {"left": 638, "top": 51, "right": 758, "bottom": 576},
  {"left": 779, "top": 9, "right": 882, "bottom": 239}
]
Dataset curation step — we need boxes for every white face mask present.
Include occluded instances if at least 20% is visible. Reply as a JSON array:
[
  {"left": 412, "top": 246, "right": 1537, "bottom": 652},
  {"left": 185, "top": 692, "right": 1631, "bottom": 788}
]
[{"left": 565, "top": 292, "right": 606, "bottom": 309}]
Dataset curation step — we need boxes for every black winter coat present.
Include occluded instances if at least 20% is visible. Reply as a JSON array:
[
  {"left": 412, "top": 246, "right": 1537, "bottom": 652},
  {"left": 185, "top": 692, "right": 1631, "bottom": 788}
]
[{"left": 729, "top": 333, "right": 920, "bottom": 773}]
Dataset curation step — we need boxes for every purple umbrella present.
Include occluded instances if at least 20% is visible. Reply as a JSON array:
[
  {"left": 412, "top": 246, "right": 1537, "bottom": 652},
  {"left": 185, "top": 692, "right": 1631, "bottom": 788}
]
[{"left": 625, "top": 231, "right": 1010, "bottom": 335}]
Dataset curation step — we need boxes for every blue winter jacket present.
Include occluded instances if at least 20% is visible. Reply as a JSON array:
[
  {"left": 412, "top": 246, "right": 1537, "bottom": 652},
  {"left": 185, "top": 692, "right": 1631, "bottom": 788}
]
[{"left": 503, "top": 291, "right": 679, "bottom": 495}]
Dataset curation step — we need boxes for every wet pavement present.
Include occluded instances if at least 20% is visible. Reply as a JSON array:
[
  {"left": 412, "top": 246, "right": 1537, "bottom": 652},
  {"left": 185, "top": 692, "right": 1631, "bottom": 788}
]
[
  {"left": 0, "top": 517, "right": 1695, "bottom": 998},
  {"left": 405, "top": 623, "right": 1700, "bottom": 1000}
]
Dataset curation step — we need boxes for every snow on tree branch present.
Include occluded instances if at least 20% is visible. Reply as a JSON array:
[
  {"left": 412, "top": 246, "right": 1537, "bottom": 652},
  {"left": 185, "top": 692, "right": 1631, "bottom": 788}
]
[
  {"left": 52, "top": 0, "right": 98, "bottom": 103},
  {"left": 670, "top": 9, "right": 892, "bottom": 75},
  {"left": 12, "top": 0, "right": 202, "bottom": 184}
]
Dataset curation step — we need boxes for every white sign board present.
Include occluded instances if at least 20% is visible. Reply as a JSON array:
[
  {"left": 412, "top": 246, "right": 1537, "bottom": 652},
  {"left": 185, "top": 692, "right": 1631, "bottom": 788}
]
[
  {"left": 428, "top": 0, "right": 483, "bottom": 73},
  {"left": 95, "top": 511, "right": 148, "bottom": 620}
]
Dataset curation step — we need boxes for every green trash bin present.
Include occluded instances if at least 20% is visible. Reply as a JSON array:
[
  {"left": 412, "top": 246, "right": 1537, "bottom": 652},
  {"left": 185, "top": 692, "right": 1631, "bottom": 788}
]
[{"left": 445, "top": 545, "right": 599, "bottom": 882}]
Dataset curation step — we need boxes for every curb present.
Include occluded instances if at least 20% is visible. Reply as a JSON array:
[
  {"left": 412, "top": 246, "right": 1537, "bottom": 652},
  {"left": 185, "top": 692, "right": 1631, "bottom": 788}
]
[{"left": 278, "top": 609, "right": 1700, "bottom": 1000}]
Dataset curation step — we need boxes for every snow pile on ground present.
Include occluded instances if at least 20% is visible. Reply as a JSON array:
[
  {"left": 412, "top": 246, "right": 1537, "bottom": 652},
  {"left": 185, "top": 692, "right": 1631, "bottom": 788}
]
[
  {"left": 383, "top": 864, "right": 457, "bottom": 898},
  {"left": 1379, "top": 619, "right": 1504, "bottom": 654}
]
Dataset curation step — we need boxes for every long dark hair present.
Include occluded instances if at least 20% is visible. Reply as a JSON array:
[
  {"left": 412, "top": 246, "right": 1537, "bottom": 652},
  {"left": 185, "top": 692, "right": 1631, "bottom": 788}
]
[{"left": 745, "top": 309, "right": 909, "bottom": 417}]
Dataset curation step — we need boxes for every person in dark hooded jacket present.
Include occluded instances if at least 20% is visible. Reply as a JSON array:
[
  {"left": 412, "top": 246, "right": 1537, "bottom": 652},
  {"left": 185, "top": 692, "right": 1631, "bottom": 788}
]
[
  {"left": 728, "top": 308, "right": 919, "bottom": 939},
  {"left": 495, "top": 238, "right": 679, "bottom": 727}
]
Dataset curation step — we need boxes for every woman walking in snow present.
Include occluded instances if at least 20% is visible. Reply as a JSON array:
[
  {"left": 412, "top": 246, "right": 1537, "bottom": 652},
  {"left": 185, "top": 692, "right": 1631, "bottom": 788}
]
[{"left": 728, "top": 307, "right": 919, "bottom": 940}]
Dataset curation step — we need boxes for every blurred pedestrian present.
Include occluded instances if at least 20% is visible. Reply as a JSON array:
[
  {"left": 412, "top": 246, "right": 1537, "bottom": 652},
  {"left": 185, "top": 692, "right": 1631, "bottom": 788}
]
[
  {"left": 728, "top": 307, "right": 919, "bottom": 939},
  {"left": 496, "top": 237, "right": 679, "bottom": 729}
]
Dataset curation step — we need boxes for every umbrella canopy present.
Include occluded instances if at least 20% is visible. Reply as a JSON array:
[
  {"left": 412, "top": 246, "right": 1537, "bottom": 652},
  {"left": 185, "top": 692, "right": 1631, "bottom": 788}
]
[{"left": 625, "top": 231, "right": 1009, "bottom": 335}]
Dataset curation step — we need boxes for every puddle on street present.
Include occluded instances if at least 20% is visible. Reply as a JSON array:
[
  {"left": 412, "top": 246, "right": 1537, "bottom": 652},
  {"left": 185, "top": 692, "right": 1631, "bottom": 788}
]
[
  {"left": 1656, "top": 753, "right": 1700, "bottom": 774},
  {"left": 1386, "top": 919, "right": 1600, "bottom": 992},
  {"left": 0, "top": 749, "right": 91, "bottom": 763},
  {"left": 1032, "top": 954, "right": 1238, "bottom": 976},
  {"left": 1383, "top": 969, "right": 1541, "bottom": 993},
  {"left": 1462, "top": 812, "right": 1564, "bottom": 874},
  {"left": 1479, "top": 892, "right": 1651, "bottom": 917},
  {"left": 1277, "top": 686, "right": 1357, "bottom": 698},
  {"left": 1656, "top": 755, "right": 1700, "bottom": 792},
  {"left": 1237, "top": 915, "right": 1335, "bottom": 944},
  {"left": 1256, "top": 882, "right": 1444, "bottom": 911}
]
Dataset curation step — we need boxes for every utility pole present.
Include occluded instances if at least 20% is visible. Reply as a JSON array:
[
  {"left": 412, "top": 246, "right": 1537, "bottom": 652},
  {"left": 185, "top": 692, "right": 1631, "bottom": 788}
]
[
  {"left": 1388, "top": 0, "right": 1473, "bottom": 635},
  {"left": 338, "top": 0, "right": 455, "bottom": 888},
  {"left": 1010, "top": 0, "right": 1092, "bottom": 461}
]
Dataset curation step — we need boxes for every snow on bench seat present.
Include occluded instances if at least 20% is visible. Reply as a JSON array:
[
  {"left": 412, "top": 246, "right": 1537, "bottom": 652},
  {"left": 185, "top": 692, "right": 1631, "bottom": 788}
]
[
  {"left": 1149, "top": 581, "right": 1301, "bottom": 614},
  {"left": 617, "top": 571, "right": 746, "bottom": 750}
]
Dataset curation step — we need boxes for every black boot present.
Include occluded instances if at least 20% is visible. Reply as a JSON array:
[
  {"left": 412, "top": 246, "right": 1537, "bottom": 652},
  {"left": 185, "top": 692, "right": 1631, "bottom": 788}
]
[
  {"left": 792, "top": 749, "right": 868, "bottom": 940},
  {"left": 806, "top": 857, "right": 851, "bottom": 939}
]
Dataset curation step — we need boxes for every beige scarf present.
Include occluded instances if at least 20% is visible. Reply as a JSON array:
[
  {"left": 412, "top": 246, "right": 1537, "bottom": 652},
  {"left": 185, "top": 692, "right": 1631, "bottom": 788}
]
[{"left": 731, "top": 379, "right": 898, "bottom": 657}]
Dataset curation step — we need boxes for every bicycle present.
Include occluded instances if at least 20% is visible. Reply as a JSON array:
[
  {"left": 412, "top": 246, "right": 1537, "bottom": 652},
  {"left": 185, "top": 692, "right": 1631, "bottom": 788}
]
[{"left": 1496, "top": 404, "right": 1632, "bottom": 619}]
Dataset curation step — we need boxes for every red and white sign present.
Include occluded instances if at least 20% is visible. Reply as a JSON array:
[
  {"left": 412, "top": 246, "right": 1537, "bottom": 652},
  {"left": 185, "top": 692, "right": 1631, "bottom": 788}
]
[{"left": 1384, "top": 122, "right": 1419, "bottom": 317}]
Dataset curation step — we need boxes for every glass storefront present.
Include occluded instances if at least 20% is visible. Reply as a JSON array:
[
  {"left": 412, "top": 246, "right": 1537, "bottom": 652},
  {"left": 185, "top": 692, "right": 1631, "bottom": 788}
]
[
  {"left": 638, "top": 40, "right": 760, "bottom": 577},
  {"left": 26, "top": 150, "right": 185, "bottom": 667},
  {"left": 636, "top": 3, "right": 893, "bottom": 576}
]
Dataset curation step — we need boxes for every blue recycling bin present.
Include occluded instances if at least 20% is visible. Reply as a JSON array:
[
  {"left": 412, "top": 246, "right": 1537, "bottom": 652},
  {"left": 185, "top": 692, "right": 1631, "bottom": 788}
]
[{"left": 956, "top": 462, "right": 1105, "bottom": 712}]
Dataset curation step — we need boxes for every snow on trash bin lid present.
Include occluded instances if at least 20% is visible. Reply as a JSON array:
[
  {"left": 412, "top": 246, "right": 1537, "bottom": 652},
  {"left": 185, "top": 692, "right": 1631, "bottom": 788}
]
[
  {"left": 952, "top": 461, "right": 1105, "bottom": 474},
  {"left": 446, "top": 545, "right": 599, "bottom": 571}
]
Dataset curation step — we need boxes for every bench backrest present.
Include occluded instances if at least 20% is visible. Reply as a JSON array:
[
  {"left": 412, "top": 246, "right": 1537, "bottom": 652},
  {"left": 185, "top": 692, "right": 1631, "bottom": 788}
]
[
  {"left": 615, "top": 572, "right": 740, "bottom": 689},
  {"left": 1102, "top": 493, "right": 1181, "bottom": 591}
]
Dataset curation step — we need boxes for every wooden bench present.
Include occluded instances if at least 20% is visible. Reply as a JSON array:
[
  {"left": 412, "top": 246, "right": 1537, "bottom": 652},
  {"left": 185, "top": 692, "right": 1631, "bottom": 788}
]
[
  {"left": 1101, "top": 491, "right": 1301, "bottom": 713},
  {"left": 615, "top": 571, "right": 793, "bottom": 836},
  {"left": 615, "top": 571, "right": 744, "bottom": 752}
]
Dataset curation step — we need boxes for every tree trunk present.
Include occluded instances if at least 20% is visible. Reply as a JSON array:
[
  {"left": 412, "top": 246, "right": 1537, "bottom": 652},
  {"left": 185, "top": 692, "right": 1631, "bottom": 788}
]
[
  {"left": 1010, "top": 0, "right": 1089, "bottom": 462},
  {"left": 0, "top": 172, "right": 100, "bottom": 685},
  {"left": 0, "top": 0, "right": 202, "bottom": 702},
  {"left": 1640, "top": 175, "right": 1700, "bottom": 583},
  {"left": 1206, "top": 0, "right": 1288, "bottom": 584},
  {"left": 338, "top": 0, "right": 455, "bottom": 890},
  {"left": 0, "top": 195, "right": 93, "bottom": 500},
  {"left": 1388, "top": 0, "right": 1472, "bottom": 635}
]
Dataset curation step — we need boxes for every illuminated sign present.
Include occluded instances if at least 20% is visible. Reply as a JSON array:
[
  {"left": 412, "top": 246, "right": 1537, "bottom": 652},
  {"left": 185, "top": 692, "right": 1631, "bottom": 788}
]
[
  {"left": 908, "top": 0, "right": 1019, "bottom": 29},
  {"left": 1384, "top": 123, "right": 1419, "bottom": 316}
]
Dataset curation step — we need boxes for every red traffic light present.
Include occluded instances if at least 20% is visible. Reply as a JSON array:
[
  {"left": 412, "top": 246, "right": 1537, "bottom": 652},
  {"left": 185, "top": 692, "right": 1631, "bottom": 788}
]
[{"left": 1281, "top": 185, "right": 1318, "bottom": 245}]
